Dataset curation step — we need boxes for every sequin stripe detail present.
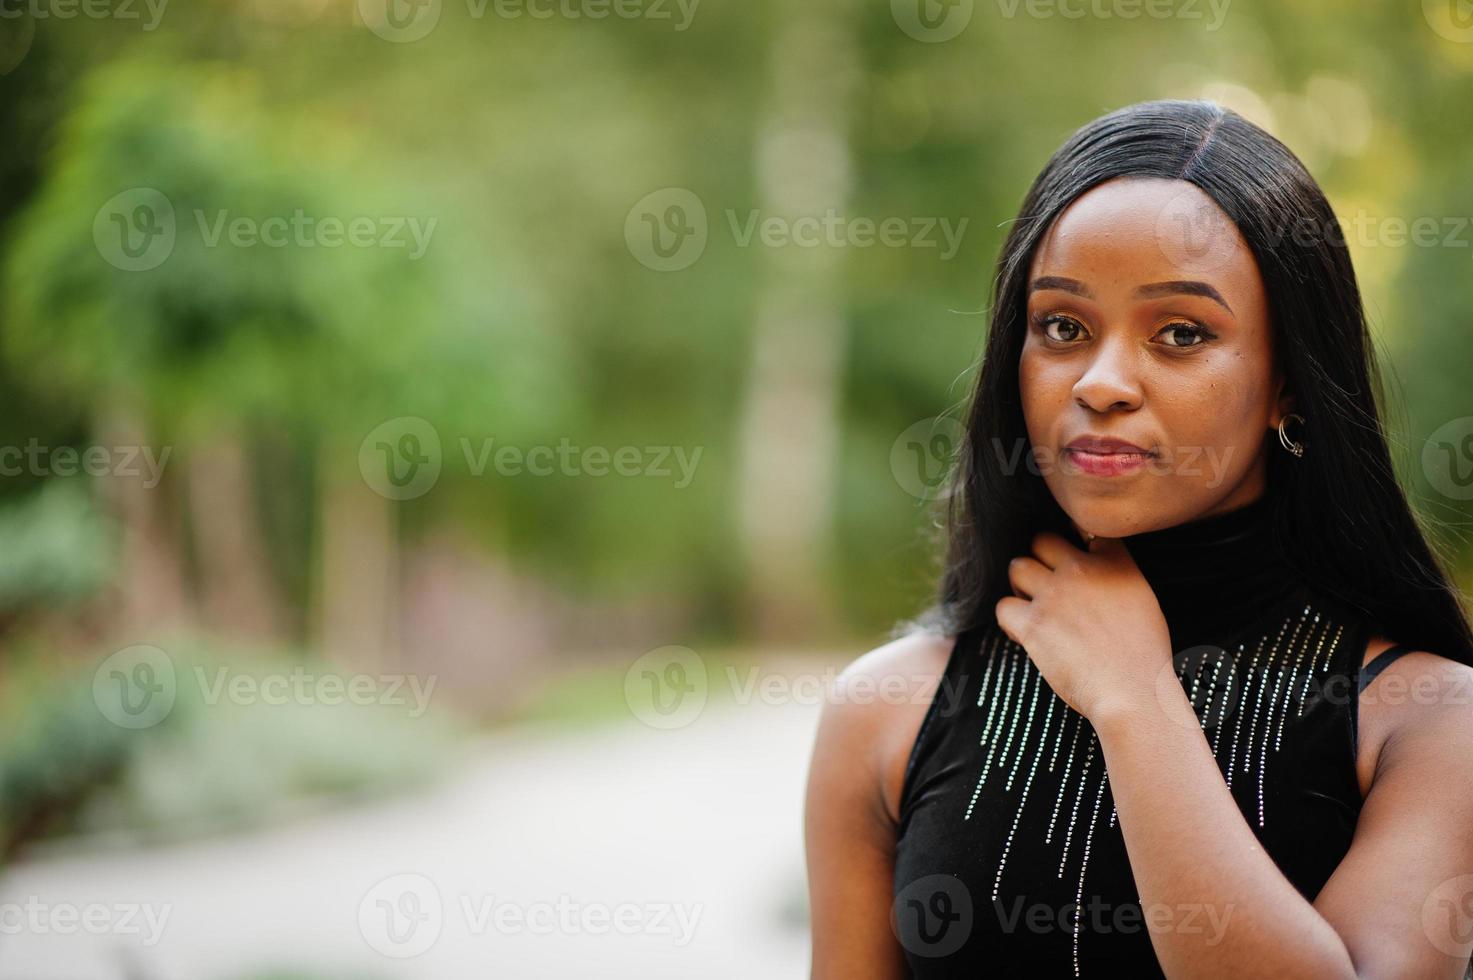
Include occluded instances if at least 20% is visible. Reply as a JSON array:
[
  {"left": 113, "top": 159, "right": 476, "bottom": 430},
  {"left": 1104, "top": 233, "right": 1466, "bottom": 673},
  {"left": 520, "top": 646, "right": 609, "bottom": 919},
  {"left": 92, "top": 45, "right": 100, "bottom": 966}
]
[
  {"left": 1057, "top": 730, "right": 1098, "bottom": 877},
  {"left": 1197, "top": 654, "right": 1228, "bottom": 734},
  {"left": 1072, "top": 768, "right": 1112, "bottom": 978},
  {"left": 1050, "top": 694, "right": 1075, "bottom": 771},
  {"left": 979, "top": 638, "right": 1016, "bottom": 745},
  {"left": 1297, "top": 614, "right": 1345, "bottom": 718},
  {"left": 1247, "top": 606, "right": 1311, "bottom": 823},
  {"left": 1002, "top": 664, "right": 1047, "bottom": 791},
  {"left": 992, "top": 689, "right": 1063, "bottom": 901},
  {"left": 1274, "top": 614, "right": 1323, "bottom": 750},
  {"left": 975, "top": 628, "right": 1005, "bottom": 711},
  {"left": 1243, "top": 608, "right": 1307, "bottom": 775},
  {"left": 966, "top": 643, "right": 1022, "bottom": 820},
  {"left": 1046, "top": 711, "right": 1084, "bottom": 843},
  {"left": 1225, "top": 628, "right": 1273, "bottom": 789},
  {"left": 1211, "top": 643, "right": 1245, "bottom": 758},
  {"left": 983, "top": 654, "right": 1031, "bottom": 784},
  {"left": 1014, "top": 691, "right": 1059, "bottom": 793},
  {"left": 1185, "top": 652, "right": 1212, "bottom": 715}
]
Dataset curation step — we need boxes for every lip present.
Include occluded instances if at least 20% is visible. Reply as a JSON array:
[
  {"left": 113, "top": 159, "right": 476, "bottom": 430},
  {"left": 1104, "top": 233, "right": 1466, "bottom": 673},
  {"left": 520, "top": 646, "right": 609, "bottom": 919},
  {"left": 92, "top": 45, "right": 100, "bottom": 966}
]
[
  {"left": 1065, "top": 435, "right": 1153, "bottom": 455},
  {"left": 1062, "top": 434, "right": 1156, "bottom": 478}
]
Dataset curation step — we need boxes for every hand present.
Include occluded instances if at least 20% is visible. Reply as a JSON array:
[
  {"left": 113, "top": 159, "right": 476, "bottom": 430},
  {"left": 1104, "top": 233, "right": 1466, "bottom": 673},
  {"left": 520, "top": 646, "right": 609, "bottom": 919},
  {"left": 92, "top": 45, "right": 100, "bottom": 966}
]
[{"left": 995, "top": 532, "right": 1174, "bottom": 723}]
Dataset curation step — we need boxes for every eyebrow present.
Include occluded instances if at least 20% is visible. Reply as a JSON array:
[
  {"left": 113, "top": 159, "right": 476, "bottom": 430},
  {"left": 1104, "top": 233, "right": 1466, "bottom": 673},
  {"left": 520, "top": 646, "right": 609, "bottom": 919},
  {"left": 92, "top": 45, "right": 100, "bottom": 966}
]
[{"left": 1029, "top": 276, "right": 1234, "bottom": 315}]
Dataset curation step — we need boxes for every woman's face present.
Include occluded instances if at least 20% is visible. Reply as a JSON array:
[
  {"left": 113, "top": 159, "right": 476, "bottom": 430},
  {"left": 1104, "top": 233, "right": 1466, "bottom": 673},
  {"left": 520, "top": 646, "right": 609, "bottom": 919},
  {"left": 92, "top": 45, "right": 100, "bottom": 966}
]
[{"left": 1019, "top": 175, "right": 1292, "bottom": 539}]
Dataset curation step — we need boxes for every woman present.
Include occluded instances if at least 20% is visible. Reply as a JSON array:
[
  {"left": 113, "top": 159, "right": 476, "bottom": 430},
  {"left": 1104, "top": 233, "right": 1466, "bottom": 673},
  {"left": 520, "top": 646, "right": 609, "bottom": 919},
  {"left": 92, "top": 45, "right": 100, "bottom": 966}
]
[{"left": 804, "top": 100, "right": 1473, "bottom": 978}]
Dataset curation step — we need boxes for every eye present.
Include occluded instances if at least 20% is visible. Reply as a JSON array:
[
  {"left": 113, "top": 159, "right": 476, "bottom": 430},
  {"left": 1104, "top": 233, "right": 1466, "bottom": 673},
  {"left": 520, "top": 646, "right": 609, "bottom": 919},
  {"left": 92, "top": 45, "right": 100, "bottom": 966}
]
[
  {"left": 1034, "top": 313, "right": 1088, "bottom": 344},
  {"left": 1154, "top": 321, "right": 1217, "bottom": 348}
]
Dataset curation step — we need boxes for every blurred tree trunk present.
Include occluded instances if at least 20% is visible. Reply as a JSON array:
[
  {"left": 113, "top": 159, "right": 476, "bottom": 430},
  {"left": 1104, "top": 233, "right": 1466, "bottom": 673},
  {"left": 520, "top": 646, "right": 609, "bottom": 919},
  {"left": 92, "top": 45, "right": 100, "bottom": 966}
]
[
  {"left": 735, "top": 0, "right": 858, "bottom": 642},
  {"left": 315, "top": 443, "right": 399, "bottom": 672},
  {"left": 187, "top": 433, "right": 283, "bottom": 644},
  {"left": 95, "top": 407, "right": 190, "bottom": 637}
]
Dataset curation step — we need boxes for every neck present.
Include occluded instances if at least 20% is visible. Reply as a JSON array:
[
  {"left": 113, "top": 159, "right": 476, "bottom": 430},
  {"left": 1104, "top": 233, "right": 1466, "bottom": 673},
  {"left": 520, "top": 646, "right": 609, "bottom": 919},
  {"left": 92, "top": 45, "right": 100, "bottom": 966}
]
[{"left": 1114, "top": 495, "right": 1306, "bottom": 651}]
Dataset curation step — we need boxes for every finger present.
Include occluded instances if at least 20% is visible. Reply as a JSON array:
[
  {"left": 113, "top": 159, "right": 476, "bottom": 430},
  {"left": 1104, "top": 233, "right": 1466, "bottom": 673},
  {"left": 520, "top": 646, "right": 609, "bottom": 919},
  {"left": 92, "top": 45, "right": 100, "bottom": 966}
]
[
  {"left": 1031, "top": 530, "right": 1084, "bottom": 569},
  {"left": 1007, "top": 555, "right": 1050, "bottom": 599},
  {"left": 995, "top": 595, "right": 1031, "bottom": 647}
]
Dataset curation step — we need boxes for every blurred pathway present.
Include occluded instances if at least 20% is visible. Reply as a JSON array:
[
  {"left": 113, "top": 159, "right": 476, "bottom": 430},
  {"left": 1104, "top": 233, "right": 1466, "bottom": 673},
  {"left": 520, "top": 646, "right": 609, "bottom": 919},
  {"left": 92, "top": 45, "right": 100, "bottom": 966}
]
[{"left": 0, "top": 692, "right": 821, "bottom": 980}]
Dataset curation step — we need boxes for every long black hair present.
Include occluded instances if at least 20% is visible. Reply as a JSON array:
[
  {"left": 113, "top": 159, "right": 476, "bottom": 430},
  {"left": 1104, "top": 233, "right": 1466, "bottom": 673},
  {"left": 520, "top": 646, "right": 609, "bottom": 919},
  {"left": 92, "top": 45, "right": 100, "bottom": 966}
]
[{"left": 921, "top": 98, "right": 1473, "bottom": 669}]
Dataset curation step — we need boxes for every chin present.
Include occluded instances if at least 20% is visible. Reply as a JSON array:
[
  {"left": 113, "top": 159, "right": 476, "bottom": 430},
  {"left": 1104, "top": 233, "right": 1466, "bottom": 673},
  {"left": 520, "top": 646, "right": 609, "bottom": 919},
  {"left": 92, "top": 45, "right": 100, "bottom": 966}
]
[{"left": 1059, "top": 495, "right": 1168, "bottom": 539}]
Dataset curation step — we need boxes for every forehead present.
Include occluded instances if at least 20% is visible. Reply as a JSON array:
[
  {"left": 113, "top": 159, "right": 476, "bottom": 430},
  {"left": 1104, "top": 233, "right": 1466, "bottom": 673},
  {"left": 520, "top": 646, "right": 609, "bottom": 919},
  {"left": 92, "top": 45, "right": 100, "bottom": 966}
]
[{"left": 1028, "top": 176, "right": 1266, "bottom": 299}]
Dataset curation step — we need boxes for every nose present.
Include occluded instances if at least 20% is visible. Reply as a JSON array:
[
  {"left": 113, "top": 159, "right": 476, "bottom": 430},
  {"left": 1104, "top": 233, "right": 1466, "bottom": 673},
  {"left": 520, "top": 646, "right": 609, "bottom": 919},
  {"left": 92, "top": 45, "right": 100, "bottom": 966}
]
[{"left": 1072, "top": 335, "right": 1143, "bottom": 413}]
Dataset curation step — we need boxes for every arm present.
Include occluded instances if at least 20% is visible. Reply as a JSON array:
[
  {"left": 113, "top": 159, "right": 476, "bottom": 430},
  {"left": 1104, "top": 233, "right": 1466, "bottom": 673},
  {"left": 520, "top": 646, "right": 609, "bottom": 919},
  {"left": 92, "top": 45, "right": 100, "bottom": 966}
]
[
  {"left": 1092, "top": 652, "right": 1473, "bottom": 979},
  {"left": 803, "top": 632, "right": 952, "bottom": 980},
  {"left": 1312, "top": 652, "right": 1473, "bottom": 979},
  {"left": 1091, "top": 683, "right": 1358, "bottom": 978},
  {"left": 999, "top": 532, "right": 1473, "bottom": 978}
]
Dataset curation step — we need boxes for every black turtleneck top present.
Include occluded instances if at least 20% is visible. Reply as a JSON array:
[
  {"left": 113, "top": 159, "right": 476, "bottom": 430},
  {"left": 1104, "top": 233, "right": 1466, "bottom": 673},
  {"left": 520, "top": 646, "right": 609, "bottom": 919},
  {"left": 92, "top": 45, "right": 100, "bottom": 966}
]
[{"left": 892, "top": 495, "right": 1381, "bottom": 977}]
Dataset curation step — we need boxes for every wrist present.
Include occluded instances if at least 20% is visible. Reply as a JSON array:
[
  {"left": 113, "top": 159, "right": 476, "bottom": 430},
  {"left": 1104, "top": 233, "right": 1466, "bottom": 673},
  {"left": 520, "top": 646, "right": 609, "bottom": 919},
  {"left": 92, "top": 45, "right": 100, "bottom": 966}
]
[{"left": 1090, "top": 675, "right": 1197, "bottom": 741}]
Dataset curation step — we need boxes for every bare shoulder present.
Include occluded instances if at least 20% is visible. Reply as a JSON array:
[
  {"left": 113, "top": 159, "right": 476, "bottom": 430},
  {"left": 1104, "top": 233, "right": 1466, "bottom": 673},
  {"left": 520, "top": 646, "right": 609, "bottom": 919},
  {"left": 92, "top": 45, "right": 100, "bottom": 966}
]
[
  {"left": 1358, "top": 636, "right": 1473, "bottom": 792},
  {"left": 815, "top": 629, "right": 960, "bottom": 828}
]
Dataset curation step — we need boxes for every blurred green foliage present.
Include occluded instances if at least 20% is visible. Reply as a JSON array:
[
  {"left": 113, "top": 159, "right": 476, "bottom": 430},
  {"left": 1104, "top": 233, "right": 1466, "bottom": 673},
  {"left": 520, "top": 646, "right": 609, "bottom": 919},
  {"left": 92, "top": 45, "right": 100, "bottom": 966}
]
[
  {"left": 0, "top": 2, "right": 1468, "bottom": 652},
  {"left": 0, "top": 642, "right": 456, "bottom": 854}
]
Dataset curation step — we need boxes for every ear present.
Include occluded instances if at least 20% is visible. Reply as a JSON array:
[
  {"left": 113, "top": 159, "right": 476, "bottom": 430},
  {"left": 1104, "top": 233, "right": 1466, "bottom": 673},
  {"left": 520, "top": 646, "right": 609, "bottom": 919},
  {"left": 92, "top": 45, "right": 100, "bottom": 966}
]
[{"left": 1270, "top": 368, "right": 1294, "bottom": 428}]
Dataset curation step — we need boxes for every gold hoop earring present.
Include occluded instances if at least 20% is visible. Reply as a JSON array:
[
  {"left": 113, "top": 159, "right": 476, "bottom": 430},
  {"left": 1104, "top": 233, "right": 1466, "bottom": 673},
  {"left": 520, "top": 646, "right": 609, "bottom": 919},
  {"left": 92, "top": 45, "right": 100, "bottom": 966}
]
[{"left": 1277, "top": 412, "right": 1306, "bottom": 458}]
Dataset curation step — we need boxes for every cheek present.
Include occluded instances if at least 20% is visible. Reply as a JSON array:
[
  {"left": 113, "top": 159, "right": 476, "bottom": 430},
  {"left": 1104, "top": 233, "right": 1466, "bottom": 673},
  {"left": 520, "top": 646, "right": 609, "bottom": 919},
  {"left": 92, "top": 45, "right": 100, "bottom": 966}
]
[
  {"left": 1018, "top": 351, "right": 1071, "bottom": 414},
  {"left": 1157, "top": 364, "right": 1267, "bottom": 448},
  {"left": 1018, "top": 353, "right": 1056, "bottom": 440}
]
